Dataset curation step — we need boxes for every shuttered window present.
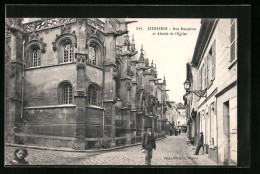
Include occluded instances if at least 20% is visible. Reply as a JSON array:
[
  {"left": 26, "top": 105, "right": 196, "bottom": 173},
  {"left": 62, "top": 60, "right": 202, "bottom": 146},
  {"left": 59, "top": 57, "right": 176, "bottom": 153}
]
[
  {"left": 207, "top": 54, "right": 211, "bottom": 85},
  {"left": 230, "top": 19, "right": 237, "bottom": 62},
  {"left": 212, "top": 40, "right": 216, "bottom": 78},
  {"left": 205, "top": 57, "right": 208, "bottom": 87},
  {"left": 202, "top": 64, "right": 206, "bottom": 89},
  {"left": 199, "top": 67, "right": 202, "bottom": 90}
]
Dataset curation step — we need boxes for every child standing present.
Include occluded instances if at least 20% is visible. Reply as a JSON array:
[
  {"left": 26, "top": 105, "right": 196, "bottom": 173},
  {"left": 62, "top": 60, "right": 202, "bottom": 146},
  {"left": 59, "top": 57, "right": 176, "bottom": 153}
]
[{"left": 9, "top": 148, "right": 29, "bottom": 165}]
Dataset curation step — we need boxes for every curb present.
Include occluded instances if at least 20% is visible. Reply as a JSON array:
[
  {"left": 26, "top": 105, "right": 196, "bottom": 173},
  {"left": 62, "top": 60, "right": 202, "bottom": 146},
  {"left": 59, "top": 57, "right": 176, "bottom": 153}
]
[
  {"left": 5, "top": 137, "right": 166, "bottom": 153},
  {"left": 186, "top": 144, "right": 218, "bottom": 166}
]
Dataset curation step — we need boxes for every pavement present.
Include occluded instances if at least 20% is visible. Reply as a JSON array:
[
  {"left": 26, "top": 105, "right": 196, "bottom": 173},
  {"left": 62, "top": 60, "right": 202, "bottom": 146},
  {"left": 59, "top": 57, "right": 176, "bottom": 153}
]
[
  {"left": 186, "top": 143, "right": 219, "bottom": 166},
  {"left": 5, "top": 133, "right": 218, "bottom": 166}
]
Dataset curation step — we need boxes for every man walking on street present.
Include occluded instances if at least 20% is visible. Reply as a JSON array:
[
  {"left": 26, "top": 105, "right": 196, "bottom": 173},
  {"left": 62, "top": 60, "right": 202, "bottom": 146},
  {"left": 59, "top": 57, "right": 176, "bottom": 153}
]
[
  {"left": 142, "top": 127, "right": 156, "bottom": 165},
  {"left": 194, "top": 132, "right": 204, "bottom": 155}
]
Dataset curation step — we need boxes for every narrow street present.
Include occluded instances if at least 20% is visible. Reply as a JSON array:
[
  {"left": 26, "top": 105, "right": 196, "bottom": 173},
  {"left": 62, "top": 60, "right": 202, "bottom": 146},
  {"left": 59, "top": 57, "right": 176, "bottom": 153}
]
[{"left": 5, "top": 133, "right": 198, "bottom": 166}]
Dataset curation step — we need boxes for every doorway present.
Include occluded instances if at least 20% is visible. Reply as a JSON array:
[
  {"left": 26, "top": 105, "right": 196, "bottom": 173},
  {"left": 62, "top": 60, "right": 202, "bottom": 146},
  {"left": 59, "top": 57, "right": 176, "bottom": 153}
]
[{"left": 223, "top": 101, "right": 230, "bottom": 165}]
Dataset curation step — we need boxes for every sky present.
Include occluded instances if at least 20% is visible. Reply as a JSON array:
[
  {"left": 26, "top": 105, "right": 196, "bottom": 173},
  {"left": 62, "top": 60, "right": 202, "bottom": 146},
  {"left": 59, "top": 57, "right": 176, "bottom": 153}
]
[{"left": 127, "top": 18, "right": 201, "bottom": 103}]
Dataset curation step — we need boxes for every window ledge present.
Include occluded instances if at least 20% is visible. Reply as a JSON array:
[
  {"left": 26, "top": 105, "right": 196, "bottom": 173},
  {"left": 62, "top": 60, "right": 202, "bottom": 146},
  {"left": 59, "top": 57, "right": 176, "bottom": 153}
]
[
  {"left": 60, "top": 61, "right": 75, "bottom": 65},
  {"left": 86, "top": 105, "right": 104, "bottom": 110},
  {"left": 24, "top": 104, "right": 76, "bottom": 109},
  {"left": 25, "top": 62, "right": 76, "bottom": 70},
  {"left": 228, "top": 59, "right": 237, "bottom": 70}
]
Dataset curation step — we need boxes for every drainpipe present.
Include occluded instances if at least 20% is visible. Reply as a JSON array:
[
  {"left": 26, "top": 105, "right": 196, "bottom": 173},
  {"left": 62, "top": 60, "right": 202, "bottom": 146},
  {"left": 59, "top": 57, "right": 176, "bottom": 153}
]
[
  {"left": 102, "top": 42, "right": 106, "bottom": 138},
  {"left": 20, "top": 40, "right": 25, "bottom": 133},
  {"left": 21, "top": 40, "right": 25, "bottom": 121}
]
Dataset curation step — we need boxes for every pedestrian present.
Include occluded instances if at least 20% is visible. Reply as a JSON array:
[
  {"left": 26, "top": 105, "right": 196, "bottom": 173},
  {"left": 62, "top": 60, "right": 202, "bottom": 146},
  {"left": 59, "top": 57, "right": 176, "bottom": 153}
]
[
  {"left": 194, "top": 132, "right": 204, "bottom": 155},
  {"left": 141, "top": 127, "right": 156, "bottom": 165},
  {"left": 179, "top": 129, "right": 181, "bottom": 135},
  {"left": 170, "top": 129, "right": 173, "bottom": 136},
  {"left": 175, "top": 129, "right": 178, "bottom": 136},
  {"left": 9, "top": 148, "right": 29, "bottom": 165}
]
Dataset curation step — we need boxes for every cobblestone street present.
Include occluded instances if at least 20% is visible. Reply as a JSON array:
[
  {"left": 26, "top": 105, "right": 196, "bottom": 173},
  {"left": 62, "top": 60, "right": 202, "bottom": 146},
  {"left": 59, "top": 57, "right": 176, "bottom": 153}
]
[{"left": 5, "top": 133, "right": 198, "bottom": 166}]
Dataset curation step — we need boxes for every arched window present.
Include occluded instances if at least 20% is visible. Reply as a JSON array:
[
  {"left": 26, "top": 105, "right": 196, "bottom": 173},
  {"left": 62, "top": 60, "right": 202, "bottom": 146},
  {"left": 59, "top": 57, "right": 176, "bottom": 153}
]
[
  {"left": 89, "top": 46, "right": 97, "bottom": 65},
  {"left": 87, "top": 84, "right": 100, "bottom": 106},
  {"left": 87, "top": 40, "right": 103, "bottom": 67},
  {"left": 24, "top": 32, "right": 46, "bottom": 68},
  {"left": 32, "top": 48, "right": 41, "bottom": 67},
  {"left": 25, "top": 45, "right": 42, "bottom": 68},
  {"left": 52, "top": 31, "right": 77, "bottom": 64},
  {"left": 142, "top": 98, "right": 145, "bottom": 111},
  {"left": 59, "top": 82, "right": 73, "bottom": 104},
  {"left": 63, "top": 43, "right": 73, "bottom": 63}
]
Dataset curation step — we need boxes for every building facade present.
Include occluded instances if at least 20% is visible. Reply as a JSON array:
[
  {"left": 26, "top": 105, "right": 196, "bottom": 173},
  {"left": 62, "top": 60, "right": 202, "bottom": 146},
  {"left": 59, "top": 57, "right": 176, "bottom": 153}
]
[
  {"left": 165, "top": 101, "right": 177, "bottom": 135},
  {"left": 183, "top": 18, "right": 237, "bottom": 165},
  {"left": 5, "top": 18, "right": 169, "bottom": 149},
  {"left": 175, "top": 103, "right": 187, "bottom": 132}
]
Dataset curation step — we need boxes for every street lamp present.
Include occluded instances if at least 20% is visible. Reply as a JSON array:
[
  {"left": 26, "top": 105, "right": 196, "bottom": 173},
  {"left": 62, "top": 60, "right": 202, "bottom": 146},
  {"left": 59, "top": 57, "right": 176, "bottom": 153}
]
[{"left": 183, "top": 79, "right": 207, "bottom": 98}]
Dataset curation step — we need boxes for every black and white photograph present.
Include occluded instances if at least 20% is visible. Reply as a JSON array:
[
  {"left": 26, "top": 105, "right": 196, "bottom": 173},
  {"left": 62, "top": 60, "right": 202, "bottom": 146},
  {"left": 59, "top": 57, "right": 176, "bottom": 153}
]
[{"left": 4, "top": 5, "right": 250, "bottom": 167}]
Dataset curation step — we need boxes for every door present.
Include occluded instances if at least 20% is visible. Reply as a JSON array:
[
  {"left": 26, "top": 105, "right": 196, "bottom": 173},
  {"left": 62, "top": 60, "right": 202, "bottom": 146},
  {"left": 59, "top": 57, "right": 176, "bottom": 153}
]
[{"left": 223, "top": 101, "right": 230, "bottom": 165}]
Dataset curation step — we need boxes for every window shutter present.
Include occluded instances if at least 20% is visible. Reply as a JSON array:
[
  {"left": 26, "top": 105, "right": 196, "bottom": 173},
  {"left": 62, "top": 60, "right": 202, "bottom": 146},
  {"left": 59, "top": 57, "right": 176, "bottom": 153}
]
[
  {"left": 212, "top": 40, "right": 216, "bottom": 79},
  {"left": 205, "top": 56, "right": 209, "bottom": 86},
  {"left": 202, "top": 64, "right": 205, "bottom": 89},
  {"left": 199, "top": 68, "right": 202, "bottom": 90},
  {"left": 204, "top": 61, "right": 207, "bottom": 88},
  {"left": 230, "top": 19, "right": 236, "bottom": 62}
]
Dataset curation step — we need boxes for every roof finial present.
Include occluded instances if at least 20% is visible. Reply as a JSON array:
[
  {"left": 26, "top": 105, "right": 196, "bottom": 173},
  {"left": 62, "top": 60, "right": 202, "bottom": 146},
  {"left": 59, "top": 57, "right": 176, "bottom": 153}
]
[
  {"left": 132, "top": 34, "right": 135, "bottom": 43},
  {"left": 131, "top": 34, "right": 136, "bottom": 52},
  {"left": 139, "top": 44, "right": 145, "bottom": 61}
]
